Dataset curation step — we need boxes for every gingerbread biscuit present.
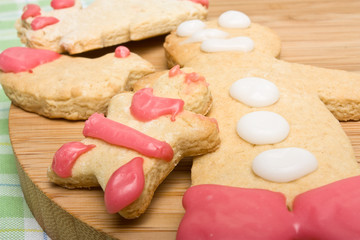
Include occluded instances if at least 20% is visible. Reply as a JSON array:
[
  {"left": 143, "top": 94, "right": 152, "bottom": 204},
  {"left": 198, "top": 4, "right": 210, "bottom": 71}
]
[
  {"left": 16, "top": 0, "right": 208, "bottom": 54},
  {"left": 0, "top": 46, "right": 154, "bottom": 120},
  {"left": 47, "top": 77, "right": 220, "bottom": 218},
  {"left": 164, "top": 10, "right": 360, "bottom": 236}
]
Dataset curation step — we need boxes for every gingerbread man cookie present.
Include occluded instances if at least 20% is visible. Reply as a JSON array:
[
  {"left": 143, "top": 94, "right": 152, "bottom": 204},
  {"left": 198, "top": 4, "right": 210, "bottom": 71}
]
[
  {"left": 47, "top": 67, "right": 220, "bottom": 219},
  {"left": 164, "top": 10, "right": 360, "bottom": 237},
  {"left": 0, "top": 46, "right": 154, "bottom": 120},
  {"left": 16, "top": 0, "right": 208, "bottom": 54}
]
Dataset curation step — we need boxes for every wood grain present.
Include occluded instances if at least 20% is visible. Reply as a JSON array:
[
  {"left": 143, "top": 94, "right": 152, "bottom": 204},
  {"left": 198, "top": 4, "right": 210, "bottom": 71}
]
[{"left": 9, "top": 0, "right": 360, "bottom": 239}]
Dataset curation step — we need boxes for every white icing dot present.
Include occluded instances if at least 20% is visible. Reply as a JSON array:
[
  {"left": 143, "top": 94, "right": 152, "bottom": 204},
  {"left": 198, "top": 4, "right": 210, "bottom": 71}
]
[
  {"left": 218, "top": 10, "right": 251, "bottom": 28},
  {"left": 252, "top": 147, "right": 318, "bottom": 182},
  {"left": 201, "top": 37, "right": 254, "bottom": 53},
  {"left": 229, "top": 77, "right": 279, "bottom": 107},
  {"left": 236, "top": 111, "right": 289, "bottom": 145},
  {"left": 176, "top": 20, "right": 206, "bottom": 37},
  {"left": 183, "top": 28, "right": 229, "bottom": 44}
]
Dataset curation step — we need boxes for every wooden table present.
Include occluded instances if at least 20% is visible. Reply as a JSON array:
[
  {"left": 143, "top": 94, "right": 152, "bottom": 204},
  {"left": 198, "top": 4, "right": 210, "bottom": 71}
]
[{"left": 9, "top": 0, "right": 360, "bottom": 239}]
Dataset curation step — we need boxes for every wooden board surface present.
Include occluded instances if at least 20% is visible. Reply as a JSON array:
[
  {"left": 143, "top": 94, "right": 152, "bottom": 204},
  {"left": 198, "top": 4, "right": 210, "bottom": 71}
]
[{"left": 8, "top": 0, "right": 360, "bottom": 239}]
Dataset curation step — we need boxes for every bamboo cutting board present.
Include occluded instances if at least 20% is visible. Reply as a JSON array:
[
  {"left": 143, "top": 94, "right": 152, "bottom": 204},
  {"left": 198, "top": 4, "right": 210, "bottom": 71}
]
[{"left": 9, "top": 0, "right": 360, "bottom": 239}]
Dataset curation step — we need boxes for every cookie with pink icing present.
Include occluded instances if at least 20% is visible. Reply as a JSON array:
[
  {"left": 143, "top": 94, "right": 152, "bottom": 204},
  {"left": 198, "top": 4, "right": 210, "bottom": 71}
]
[
  {"left": 47, "top": 86, "right": 220, "bottom": 219},
  {"left": 164, "top": 10, "right": 360, "bottom": 237},
  {"left": 0, "top": 46, "right": 154, "bottom": 120},
  {"left": 16, "top": 0, "right": 208, "bottom": 54}
]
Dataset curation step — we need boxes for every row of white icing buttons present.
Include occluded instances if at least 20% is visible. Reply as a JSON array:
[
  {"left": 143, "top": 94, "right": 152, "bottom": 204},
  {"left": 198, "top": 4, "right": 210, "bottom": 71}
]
[{"left": 176, "top": 11, "right": 318, "bottom": 183}]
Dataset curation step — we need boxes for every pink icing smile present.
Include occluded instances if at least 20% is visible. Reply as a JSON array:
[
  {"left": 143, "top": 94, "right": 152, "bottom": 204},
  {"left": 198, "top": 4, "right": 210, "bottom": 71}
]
[
  {"left": 52, "top": 142, "right": 96, "bottom": 178},
  {"left": 130, "top": 88, "right": 184, "bottom": 122},
  {"left": 83, "top": 113, "right": 174, "bottom": 161},
  {"left": 21, "top": 4, "right": 41, "bottom": 20},
  {"left": 31, "top": 16, "right": 59, "bottom": 30},
  {"left": 104, "top": 157, "right": 145, "bottom": 214},
  {"left": 50, "top": 0, "right": 75, "bottom": 9},
  {"left": 0, "top": 47, "right": 61, "bottom": 73},
  {"left": 177, "top": 176, "right": 360, "bottom": 239}
]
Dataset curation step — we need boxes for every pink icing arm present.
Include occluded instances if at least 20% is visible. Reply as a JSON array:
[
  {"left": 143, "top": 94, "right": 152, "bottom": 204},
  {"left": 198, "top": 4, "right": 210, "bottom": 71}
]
[
  {"left": 83, "top": 113, "right": 174, "bottom": 161},
  {"left": 21, "top": 4, "right": 41, "bottom": 20},
  {"left": 31, "top": 16, "right": 59, "bottom": 30},
  {"left": 293, "top": 175, "right": 360, "bottom": 239},
  {"left": 0, "top": 47, "right": 61, "bottom": 73},
  {"left": 130, "top": 88, "right": 184, "bottom": 122},
  {"left": 104, "top": 157, "right": 145, "bottom": 214},
  {"left": 50, "top": 0, "right": 75, "bottom": 9},
  {"left": 177, "top": 184, "right": 296, "bottom": 240},
  {"left": 52, "top": 142, "right": 96, "bottom": 178},
  {"left": 115, "top": 46, "right": 130, "bottom": 58},
  {"left": 185, "top": 72, "right": 206, "bottom": 84}
]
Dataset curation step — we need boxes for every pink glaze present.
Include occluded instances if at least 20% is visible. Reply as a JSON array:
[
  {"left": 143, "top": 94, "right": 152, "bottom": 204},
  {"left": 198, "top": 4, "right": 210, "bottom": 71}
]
[
  {"left": 0, "top": 47, "right": 61, "bottom": 73},
  {"left": 104, "top": 157, "right": 145, "bottom": 214},
  {"left": 31, "top": 16, "right": 59, "bottom": 30},
  {"left": 177, "top": 184, "right": 295, "bottom": 240},
  {"left": 177, "top": 176, "right": 360, "bottom": 239},
  {"left": 293, "top": 175, "right": 360, "bottom": 239},
  {"left": 130, "top": 88, "right": 184, "bottom": 122},
  {"left": 184, "top": 72, "right": 206, "bottom": 84},
  {"left": 169, "top": 65, "right": 182, "bottom": 77},
  {"left": 50, "top": 0, "right": 75, "bottom": 9},
  {"left": 52, "top": 142, "right": 96, "bottom": 178},
  {"left": 187, "top": 0, "right": 209, "bottom": 8},
  {"left": 83, "top": 113, "right": 174, "bottom": 161},
  {"left": 115, "top": 46, "right": 130, "bottom": 58},
  {"left": 21, "top": 4, "right": 41, "bottom": 20}
]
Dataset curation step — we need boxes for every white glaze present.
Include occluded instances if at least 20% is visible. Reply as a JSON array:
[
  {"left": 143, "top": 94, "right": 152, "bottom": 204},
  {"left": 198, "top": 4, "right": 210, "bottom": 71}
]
[
  {"left": 252, "top": 147, "right": 318, "bottom": 182},
  {"left": 183, "top": 28, "right": 229, "bottom": 44},
  {"left": 201, "top": 36, "right": 254, "bottom": 52},
  {"left": 229, "top": 77, "right": 279, "bottom": 107},
  {"left": 236, "top": 111, "right": 289, "bottom": 145},
  {"left": 176, "top": 20, "right": 206, "bottom": 37},
  {"left": 218, "top": 10, "right": 251, "bottom": 28}
]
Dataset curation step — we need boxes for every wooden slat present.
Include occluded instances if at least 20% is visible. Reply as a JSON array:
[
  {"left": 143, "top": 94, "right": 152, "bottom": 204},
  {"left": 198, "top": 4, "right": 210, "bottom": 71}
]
[{"left": 8, "top": 0, "right": 360, "bottom": 239}]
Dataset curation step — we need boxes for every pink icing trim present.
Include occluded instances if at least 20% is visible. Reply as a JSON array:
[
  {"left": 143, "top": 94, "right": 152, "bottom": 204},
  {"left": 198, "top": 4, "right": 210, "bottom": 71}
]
[
  {"left": 52, "top": 142, "right": 96, "bottom": 178},
  {"left": 177, "top": 176, "right": 360, "bottom": 239},
  {"left": 169, "top": 65, "right": 182, "bottom": 77},
  {"left": 31, "top": 16, "right": 59, "bottom": 30},
  {"left": 177, "top": 184, "right": 295, "bottom": 240},
  {"left": 184, "top": 72, "right": 206, "bottom": 84},
  {"left": 104, "top": 157, "right": 145, "bottom": 214},
  {"left": 168, "top": 65, "right": 208, "bottom": 86},
  {"left": 83, "top": 113, "right": 174, "bottom": 161},
  {"left": 130, "top": 88, "right": 184, "bottom": 122},
  {"left": 115, "top": 46, "right": 130, "bottom": 58},
  {"left": 50, "top": 0, "right": 75, "bottom": 9},
  {"left": 21, "top": 4, "right": 41, "bottom": 20},
  {"left": 187, "top": 0, "right": 209, "bottom": 8},
  {"left": 0, "top": 47, "right": 61, "bottom": 73}
]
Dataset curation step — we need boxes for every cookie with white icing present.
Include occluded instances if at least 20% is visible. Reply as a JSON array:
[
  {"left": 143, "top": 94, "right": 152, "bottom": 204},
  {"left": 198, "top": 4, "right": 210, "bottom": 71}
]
[
  {"left": 0, "top": 46, "right": 154, "bottom": 120},
  {"left": 164, "top": 10, "right": 360, "bottom": 237},
  {"left": 16, "top": 0, "right": 208, "bottom": 54},
  {"left": 47, "top": 83, "right": 220, "bottom": 219}
]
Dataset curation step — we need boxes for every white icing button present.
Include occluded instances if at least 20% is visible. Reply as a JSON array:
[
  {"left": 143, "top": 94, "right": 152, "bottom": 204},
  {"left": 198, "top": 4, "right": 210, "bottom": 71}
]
[
  {"left": 236, "top": 111, "right": 289, "bottom": 145},
  {"left": 229, "top": 77, "right": 280, "bottom": 107},
  {"left": 201, "top": 37, "right": 254, "bottom": 53},
  {"left": 176, "top": 20, "right": 206, "bottom": 37},
  {"left": 218, "top": 10, "right": 251, "bottom": 28},
  {"left": 252, "top": 147, "right": 318, "bottom": 183},
  {"left": 183, "top": 29, "right": 229, "bottom": 44}
]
